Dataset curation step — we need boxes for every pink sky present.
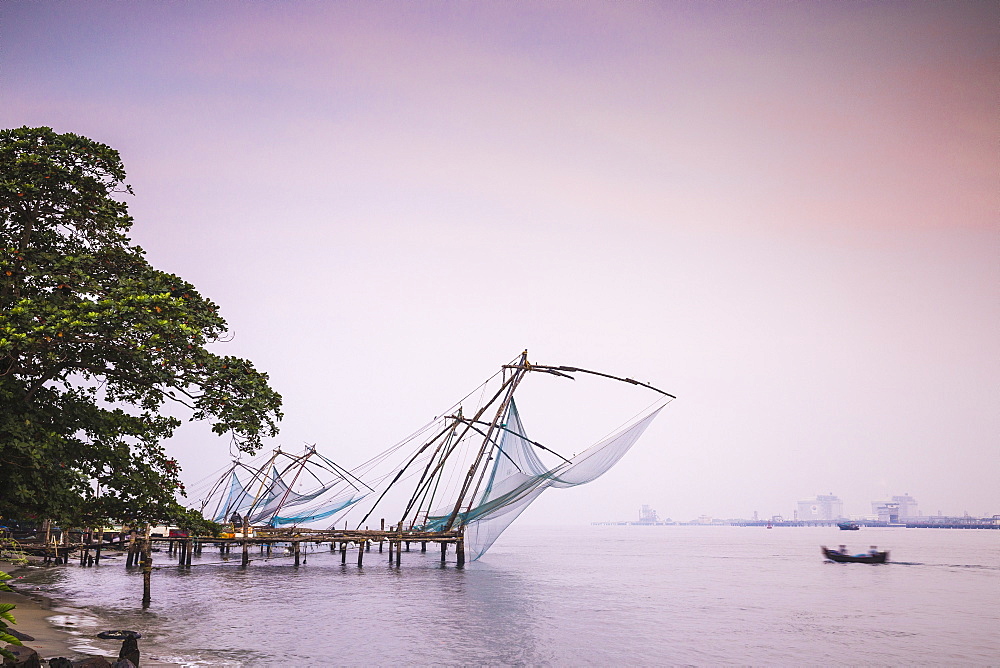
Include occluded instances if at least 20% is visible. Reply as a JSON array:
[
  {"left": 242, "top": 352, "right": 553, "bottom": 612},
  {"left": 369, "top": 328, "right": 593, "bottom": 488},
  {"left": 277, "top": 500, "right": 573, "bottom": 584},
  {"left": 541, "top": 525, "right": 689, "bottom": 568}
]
[{"left": 2, "top": 1, "right": 997, "bottom": 521}]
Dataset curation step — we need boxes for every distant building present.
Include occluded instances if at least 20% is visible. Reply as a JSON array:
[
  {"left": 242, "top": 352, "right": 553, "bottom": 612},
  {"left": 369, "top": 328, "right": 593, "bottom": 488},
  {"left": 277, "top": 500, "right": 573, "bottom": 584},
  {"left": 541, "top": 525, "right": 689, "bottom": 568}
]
[
  {"left": 796, "top": 493, "right": 844, "bottom": 520},
  {"left": 872, "top": 502, "right": 900, "bottom": 523},
  {"left": 892, "top": 494, "right": 919, "bottom": 519},
  {"left": 638, "top": 505, "right": 660, "bottom": 523},
  {"left": 872, "top": 494, "right": 918, "bottom": 523}
]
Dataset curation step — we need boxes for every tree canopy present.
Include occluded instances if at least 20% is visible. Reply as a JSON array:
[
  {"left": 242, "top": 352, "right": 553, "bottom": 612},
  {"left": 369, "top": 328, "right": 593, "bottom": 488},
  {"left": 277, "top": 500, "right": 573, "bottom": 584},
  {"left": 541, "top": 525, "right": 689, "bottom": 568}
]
[{"left": 0, "top": 126, "right": 283, "bottom": 525}]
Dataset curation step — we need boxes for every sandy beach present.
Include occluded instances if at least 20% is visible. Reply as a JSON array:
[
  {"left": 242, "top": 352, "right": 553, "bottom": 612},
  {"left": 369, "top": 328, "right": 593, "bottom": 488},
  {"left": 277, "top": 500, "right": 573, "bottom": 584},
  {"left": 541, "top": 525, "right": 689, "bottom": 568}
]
[
  {"left": 2, "top": 560, "right": 85, "bottom": 662},
  {"left": 1, "top": 560, "right": 179, "bottom": 667}
]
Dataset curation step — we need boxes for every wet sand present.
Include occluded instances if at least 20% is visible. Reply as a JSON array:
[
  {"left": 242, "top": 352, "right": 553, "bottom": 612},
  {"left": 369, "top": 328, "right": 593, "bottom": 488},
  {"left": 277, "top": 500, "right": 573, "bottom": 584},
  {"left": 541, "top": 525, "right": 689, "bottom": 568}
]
[{"left": 1, "top": 560, "right": 178, "bottom": 666}]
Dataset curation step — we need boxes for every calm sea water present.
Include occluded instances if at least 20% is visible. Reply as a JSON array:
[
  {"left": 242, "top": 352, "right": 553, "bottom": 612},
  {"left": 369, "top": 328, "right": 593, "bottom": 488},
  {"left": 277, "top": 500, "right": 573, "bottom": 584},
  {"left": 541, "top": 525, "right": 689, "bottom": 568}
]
[{"left": 17, "top": 525, "right": 1000, "bottom": 665}]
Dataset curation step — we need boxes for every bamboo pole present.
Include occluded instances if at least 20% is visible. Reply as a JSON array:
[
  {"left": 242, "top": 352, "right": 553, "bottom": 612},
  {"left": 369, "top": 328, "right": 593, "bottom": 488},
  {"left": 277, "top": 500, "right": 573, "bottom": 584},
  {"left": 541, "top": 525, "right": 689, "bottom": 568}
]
[{"left": 453, "top": 354, "right": 530, "bottom": 531}]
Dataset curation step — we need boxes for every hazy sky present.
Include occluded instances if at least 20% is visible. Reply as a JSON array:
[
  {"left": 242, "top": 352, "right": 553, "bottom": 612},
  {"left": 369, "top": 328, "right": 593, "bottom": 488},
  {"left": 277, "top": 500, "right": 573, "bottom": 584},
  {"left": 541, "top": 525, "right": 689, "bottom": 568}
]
[{"left": 2, "top": 1, "right": 997, "bottom": 522}]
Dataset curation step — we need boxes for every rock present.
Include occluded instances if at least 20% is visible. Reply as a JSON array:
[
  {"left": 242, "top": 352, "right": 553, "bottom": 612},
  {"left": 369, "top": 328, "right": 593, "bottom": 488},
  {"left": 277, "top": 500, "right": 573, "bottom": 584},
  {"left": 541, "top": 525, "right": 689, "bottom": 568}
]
[
  {"left": 109, "top": 661, "right": 135, "bottom": 668},
  {"left": 69, "top": 659, "right": 111, "bottom": 668},
  {"left": 116, "top": 637, "right": 138, "bottom": 668},
  {"left": 2, "top": 643, "right": 41, "bottom": 668},
  {"left": 47, "top": 659, "right": 73, "bottom": 668}
]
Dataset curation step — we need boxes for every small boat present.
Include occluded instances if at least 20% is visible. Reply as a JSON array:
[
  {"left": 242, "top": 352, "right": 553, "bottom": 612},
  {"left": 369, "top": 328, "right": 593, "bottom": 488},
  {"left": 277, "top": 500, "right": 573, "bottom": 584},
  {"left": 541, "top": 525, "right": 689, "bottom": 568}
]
[
  {"left": 821, "top": 546, "right": 888, "bottom": 564},
  {"left": 837, "top": 521, "right": 860, "bottom": 530}
]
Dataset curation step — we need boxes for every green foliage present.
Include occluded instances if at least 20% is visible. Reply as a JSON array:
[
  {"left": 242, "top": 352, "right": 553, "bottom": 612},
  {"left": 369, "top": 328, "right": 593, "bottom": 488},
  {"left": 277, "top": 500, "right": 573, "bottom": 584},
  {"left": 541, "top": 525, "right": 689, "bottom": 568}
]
[
  {"left": 0, "top": 534, "right": 27, "bottom": 565},
  {"left": 169, "top": 506, "right": 225, "bottom": 537},
  {"left": 0, "top": 574, "right": 21, "bottom": 662},
  {"left": 0, "top": 126, "right": 283, "bottom": 525}
]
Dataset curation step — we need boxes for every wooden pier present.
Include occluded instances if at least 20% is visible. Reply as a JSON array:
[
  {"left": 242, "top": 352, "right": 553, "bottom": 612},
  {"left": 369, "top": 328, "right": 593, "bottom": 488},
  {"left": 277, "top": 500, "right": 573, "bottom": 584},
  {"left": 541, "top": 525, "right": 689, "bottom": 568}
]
[
  {"left": 157, "top": 527, "right": 470, "bottom": 568},
  {"left": 14, "top": 526, "right": 469, "bottom": 606},
  {"left": 54, "top": 527, "right": 467, "bottom": 569}
]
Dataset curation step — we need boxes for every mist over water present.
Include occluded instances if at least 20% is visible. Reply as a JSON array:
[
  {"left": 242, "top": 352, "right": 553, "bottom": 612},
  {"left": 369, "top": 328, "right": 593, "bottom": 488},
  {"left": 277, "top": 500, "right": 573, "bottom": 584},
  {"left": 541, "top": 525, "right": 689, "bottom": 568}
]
[{"left": 20, "top": 525, "right": 1000, "bottom": 665}]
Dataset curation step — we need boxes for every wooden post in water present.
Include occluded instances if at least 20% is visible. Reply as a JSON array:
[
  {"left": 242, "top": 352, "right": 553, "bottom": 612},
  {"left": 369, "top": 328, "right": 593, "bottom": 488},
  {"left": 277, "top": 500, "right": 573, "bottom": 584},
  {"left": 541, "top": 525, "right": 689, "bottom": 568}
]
[
  {"left": 456, "top": 538, "right": 465, "bottom": 566},
  {"left": 397, "top": 523, "right": 403, "bottom": 566},
  {"left": 357, "top": 541, "right": 365, "bottom": 567},
  {"left": 294, "top": 541, "right": 300, "bottom": 567},
  {"left": 185, "top": 540, "right": 193, "bottom": 567},
  {"left": 341, "top": 544, "right": 347, "bottom": 564},
  {"left": 241, "top": 519, "right": 250, "bottom": 568},
  {"left": 141, "top": 533, "right": 153, "bottom": 608},
  {"left": 421, "top": 541, "right": 426, "bottom": 552},
  {"left": 95, "top": 528, "right": 103, "bottom": 565}
]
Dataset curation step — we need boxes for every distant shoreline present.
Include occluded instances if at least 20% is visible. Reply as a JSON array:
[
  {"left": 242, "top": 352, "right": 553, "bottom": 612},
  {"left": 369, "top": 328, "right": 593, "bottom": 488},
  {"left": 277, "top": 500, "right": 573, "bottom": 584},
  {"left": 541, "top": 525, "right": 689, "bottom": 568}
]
[{"left": 592, "top": 519, "right": 1000, "bottom": 528}]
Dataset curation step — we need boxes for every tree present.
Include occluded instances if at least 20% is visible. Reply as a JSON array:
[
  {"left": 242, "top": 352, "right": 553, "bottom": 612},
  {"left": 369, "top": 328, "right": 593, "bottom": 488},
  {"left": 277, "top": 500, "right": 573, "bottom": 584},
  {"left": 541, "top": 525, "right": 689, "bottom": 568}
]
[{"left": 0, "top": 126, "right": 283, "bottom": 525}]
